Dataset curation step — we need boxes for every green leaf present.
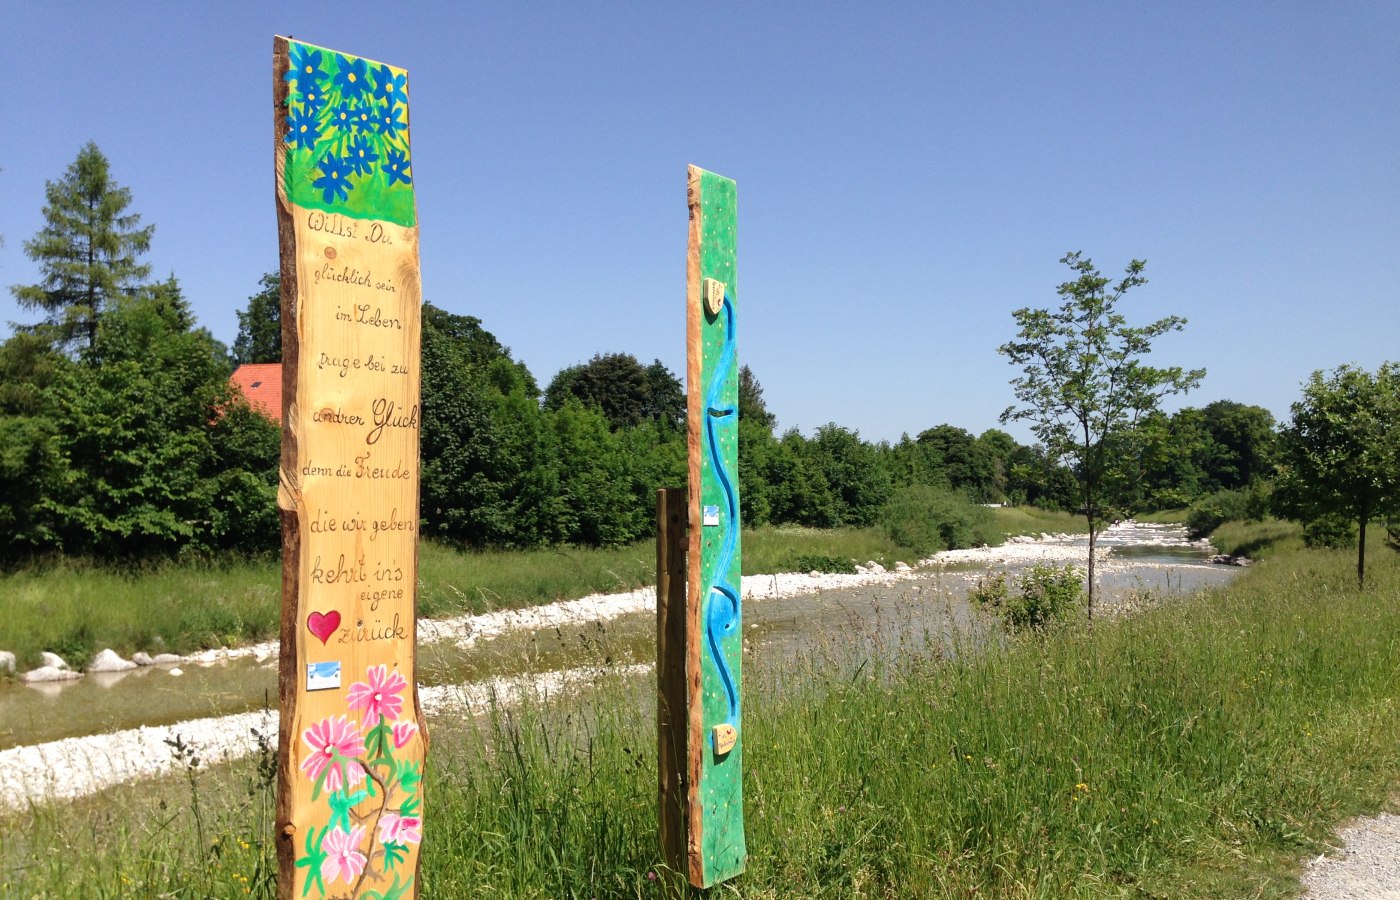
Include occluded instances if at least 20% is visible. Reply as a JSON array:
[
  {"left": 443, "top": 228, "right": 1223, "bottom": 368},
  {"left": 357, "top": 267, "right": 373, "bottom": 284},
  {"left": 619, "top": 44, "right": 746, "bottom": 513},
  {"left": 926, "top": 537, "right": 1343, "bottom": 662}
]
[
  {"left": 397, "top": 760, "right": 422, "bottom": 795},
  {"left": 382, "top": 840, "right": 409, "bottom": 871},
  {"left": 295, "top": 825, "right": 328, "bottom": 897},
  {"left": 327, "top": 787, "right": 368, "bottom": 832}
]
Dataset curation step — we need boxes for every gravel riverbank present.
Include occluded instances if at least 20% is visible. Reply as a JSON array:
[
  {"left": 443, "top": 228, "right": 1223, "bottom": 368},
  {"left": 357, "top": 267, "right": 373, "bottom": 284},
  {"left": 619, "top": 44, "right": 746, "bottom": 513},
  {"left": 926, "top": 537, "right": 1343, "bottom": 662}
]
[{"left": 0, "top": 524, "right": 1209, "bottom": 811}]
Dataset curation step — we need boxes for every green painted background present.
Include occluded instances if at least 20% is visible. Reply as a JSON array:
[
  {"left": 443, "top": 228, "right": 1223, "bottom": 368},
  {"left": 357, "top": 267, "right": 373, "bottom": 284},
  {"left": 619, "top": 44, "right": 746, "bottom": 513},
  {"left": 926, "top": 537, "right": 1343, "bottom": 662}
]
[
  {"left": 695, "top": 168, "right": 746, "bottom": 886},
  {"left": 282, "top": 39, "right": 416, "bottom": 227}
]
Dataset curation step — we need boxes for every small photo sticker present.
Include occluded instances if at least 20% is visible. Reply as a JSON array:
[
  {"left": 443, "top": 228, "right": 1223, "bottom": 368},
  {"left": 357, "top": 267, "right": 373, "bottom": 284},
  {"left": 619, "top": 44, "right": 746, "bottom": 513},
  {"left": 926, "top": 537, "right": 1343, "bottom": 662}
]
[
  {"left": 306, "top": 661, "right": 342, "bottom": 691},
  {"left": 703, "top": 505, "right": 721, "bottom": 527}
]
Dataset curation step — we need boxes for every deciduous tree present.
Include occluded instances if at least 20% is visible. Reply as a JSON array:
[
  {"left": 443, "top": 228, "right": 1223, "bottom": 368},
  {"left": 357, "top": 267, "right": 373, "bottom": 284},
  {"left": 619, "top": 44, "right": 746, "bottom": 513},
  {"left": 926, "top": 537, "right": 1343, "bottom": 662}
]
[
  {"left": 232, "top": 272, "right": 282, "bottom": 364},
  {"left": 1275, "top": 363, "right": 1400, "bottom": 586},
  {"left": 544, "top": 352, "right": 682, "bottom": 431},
  {"left": 999, "top": 252, "right": 1203, "bottom": 618}
]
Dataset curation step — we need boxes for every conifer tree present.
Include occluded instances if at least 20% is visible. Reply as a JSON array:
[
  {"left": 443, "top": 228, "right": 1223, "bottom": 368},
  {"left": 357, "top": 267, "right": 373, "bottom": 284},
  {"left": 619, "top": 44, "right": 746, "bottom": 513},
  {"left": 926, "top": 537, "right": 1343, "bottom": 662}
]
[{"left": 11, "top": 142, "right": 153, "bottom": 355}]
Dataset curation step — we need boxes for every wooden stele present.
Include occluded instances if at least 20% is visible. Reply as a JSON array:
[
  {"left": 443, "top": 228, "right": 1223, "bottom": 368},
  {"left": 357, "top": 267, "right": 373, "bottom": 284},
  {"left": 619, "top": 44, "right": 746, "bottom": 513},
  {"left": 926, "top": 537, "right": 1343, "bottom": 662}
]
[
  {"left": 273, "top": 37, "right": 427, "bottom": 900},
  {"left": 684, "top": 164, "right": 746, "bottom": 886}
]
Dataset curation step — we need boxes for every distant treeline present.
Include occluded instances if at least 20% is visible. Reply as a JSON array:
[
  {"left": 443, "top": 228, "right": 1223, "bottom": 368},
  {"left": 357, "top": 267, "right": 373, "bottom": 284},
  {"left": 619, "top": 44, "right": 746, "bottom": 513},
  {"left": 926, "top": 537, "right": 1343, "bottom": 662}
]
[{"left": 0, "top": 268, "right": 1280, "bottom": 564}]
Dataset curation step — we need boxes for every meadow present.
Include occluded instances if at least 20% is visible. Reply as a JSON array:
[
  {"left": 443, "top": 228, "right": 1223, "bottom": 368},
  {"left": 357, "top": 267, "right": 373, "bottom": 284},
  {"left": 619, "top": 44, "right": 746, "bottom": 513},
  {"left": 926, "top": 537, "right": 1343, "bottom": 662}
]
[{"left": 3, "top": 526, "right": 1396, "bottom": 897}]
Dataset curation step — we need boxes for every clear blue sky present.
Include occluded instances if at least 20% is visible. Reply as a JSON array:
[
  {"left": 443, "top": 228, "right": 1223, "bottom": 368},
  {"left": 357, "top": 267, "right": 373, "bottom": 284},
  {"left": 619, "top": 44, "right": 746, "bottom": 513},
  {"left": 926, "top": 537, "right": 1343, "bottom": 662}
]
[{"left": 3, "top": 3, "right": 1397, "bottom": 444}]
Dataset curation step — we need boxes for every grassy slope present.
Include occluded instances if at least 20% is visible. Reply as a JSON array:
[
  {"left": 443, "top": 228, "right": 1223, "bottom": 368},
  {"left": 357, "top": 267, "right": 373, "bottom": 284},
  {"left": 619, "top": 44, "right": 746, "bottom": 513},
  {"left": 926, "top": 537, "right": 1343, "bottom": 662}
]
[
  {"left": 0, "top": 509, "right": 1100, "bottom": 669},
  {"left": 5, "top": 535, "right": 1398, "bottom": 897},
  {"left": 990, "top": 505, "right": 1089, "bottom": 536},
  {"left": 0, "top": 527, "right": 923, "bottom": 670}
]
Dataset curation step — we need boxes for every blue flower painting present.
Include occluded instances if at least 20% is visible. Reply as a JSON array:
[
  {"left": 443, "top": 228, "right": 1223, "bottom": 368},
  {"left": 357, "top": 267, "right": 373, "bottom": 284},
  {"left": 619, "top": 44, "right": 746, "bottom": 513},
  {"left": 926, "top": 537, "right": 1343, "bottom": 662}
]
[
  {"left": 373, "top": 64, "right": 408, "bottom": 108},
  {"left": 332, "top": 54, "right": 371, "bottom": 99},
  {"left": 281, "top": 39, "right": 415, "bottom": 226},
  {"left": 347, "top": 135, "right": 379, "bottom": 177},
  {"left": 384, "top": 148, "right": 412, "bottom": 186},
  {"left": 287, "top": 107, "right": 321, "bottom": 151},
  {"left": 286, "top": 45, "right": 325, "bottom": 92},
  {"left": 312, "top": 153, "right": 354, "bottom": 204},
  {"left": 376, "top": 105, "right": 405, "bottom": 139}
]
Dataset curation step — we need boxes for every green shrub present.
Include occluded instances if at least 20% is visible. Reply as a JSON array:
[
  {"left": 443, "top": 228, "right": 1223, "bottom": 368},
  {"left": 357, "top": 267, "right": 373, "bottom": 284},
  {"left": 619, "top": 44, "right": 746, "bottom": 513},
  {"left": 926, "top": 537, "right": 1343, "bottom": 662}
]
[
  {"left": 786, "top": 553, "right": 856, "bottom": 574},
  {"left": 1303, "top": 513, "right": 1356, "bottom": 549},
  {"left": 1186, "top": 485, "right": 1273, "bottom": 539},
  {"left": 880, "top": 485, "right": 994, "bottom": 555},
  {"left": 1185, "top": 488, "right": 1250, "bottom": 539},
  {"left": 971, "top": 564, "right": 1083, "bottom": 632}
]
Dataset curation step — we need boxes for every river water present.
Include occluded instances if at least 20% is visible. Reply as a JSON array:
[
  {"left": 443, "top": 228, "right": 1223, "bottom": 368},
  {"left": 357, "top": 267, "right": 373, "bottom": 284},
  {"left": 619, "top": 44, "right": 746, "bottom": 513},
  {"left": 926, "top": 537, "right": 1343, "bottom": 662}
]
[{"left": 0, "top": 524, "right": 1239, "bottom": 751}]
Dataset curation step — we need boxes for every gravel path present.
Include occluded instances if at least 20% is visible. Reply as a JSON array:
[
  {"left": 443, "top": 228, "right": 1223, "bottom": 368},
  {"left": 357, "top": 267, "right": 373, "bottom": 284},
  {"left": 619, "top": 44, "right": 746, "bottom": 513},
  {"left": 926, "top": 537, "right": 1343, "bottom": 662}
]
[{"left": 1301, "top": 812, "right": 1400, "bottom": 898}]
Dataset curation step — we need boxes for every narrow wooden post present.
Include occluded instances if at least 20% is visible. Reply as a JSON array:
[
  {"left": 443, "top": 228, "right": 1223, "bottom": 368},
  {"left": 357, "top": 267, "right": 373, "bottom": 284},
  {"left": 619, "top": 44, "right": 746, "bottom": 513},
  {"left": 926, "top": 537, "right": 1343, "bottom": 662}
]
[
  {"left": 656, "top": 487, "right": 689, "bottom": 874},
  {"left": 273, "top": 36, "right": 427, "bottom": 900},
  {"left": 682, "top": 164, "right": 746, "bottom": 887}
]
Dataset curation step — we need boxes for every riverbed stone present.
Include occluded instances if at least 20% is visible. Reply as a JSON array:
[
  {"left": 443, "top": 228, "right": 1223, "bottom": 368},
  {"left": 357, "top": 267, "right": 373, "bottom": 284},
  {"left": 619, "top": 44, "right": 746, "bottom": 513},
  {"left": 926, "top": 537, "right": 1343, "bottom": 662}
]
[
  {"left": 894, "top": 562, "right": 912, "bottom": 572},
  {"left": 168, "top": 667, "right": 184, "bottom": 677},
  {"left": 866, "top": 561, "right": 887, "bottom": 574},
  {"left": 87, "top": 649, "right": 138, "bottom": 673},
  {"left": 151, "top": 653, "right": 184, "bottom": 665},
  {"left": 132, "top": 652, "right": 155, "bottom": 666},
  {"left": 0, "top": 651, "right": 14, "bottom": 674},
  {"left": 21, "top": 665, "right": 82, "bottom": 683},
  {"left": 39, "top": 652, "right": 68, "bottom": 670}
]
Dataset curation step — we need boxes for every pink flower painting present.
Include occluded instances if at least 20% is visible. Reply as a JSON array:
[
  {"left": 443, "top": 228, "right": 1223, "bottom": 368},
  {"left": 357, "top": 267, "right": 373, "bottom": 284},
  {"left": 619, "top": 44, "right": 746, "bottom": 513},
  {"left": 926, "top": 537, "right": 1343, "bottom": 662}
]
[
  {"left": 300, "top": 715, "right": 366, "bottom": 794},
  {"left": 377, "top": 811, "right": 423, "bottom": 846},
  {"left": 392, "top": 720, "right": 419, "bottom": 749},
  {"left": 347, "top": 664, "right": 407, "bottom": 722},
  {"left": 294, "top": 662, "right": 423, "bottom": 895},
  {"left": 320, "top": 825, "right": 368, "bottom": 884}
]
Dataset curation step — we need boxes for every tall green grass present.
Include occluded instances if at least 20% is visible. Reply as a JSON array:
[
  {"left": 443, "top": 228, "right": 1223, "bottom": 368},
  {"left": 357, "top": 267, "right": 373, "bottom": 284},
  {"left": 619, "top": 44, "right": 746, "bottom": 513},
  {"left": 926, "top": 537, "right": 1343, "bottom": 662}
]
[
  {"left": 743, "top": 524, "right": 916, "bottom": 574},
  {"left": 0, "top": 556, "right": 282, "bottom": 670},
  {"left": 1209, "top": 518, "right": 1303, "bottom": 560},
  {"left": 1134, "top": 507, "right": 1189, "bottom": 523},
  {"left": 5, "top": 540, "right": 1398, "bottom": 896},
  {"left": 989, "top": 505, "right": 1089, "bottom": 537}
]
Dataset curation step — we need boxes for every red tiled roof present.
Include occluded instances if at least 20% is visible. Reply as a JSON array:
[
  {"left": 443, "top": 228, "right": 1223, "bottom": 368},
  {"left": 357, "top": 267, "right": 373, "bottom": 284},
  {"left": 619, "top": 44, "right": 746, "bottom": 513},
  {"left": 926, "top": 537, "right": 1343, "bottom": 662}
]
[{"left": 230, "top": 363, "right": 283, "bottom": 423}]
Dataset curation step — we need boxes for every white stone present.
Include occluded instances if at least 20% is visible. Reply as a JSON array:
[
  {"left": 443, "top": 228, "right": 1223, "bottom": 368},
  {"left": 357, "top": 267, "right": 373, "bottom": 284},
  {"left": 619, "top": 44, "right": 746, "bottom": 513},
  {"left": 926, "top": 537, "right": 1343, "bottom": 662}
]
[
  {"left": 151, "top": 653, "right": 184, "bottom": 665},
  {"left": 87, "top": 649, "right": 138, "bottom": 673},
  {"left": 39, "top": 652, "right": 68, "bottom": 670},
  {"left": 866, "top": 561, "right": 887, "bottom": 575},
  {"left": 0, "top": 651, "right": 14, "bottom": 674},
  {"left": 252, "top": 647, "right": 271, "bottom": 663},
  {"left": 131, "top": 652, "right": 155, "bottom": 666},
  {"left": 21, "top": 666, "right": 82, "bottom": 683},
  {"left": 894, "top": 562, "right": 912, "bottom": 572},
  {"left": 854, "top": 565, "right": 869, "bottom": 575},
  {"left": 168, "top": 667, "right": 184, "bottom": 677}
]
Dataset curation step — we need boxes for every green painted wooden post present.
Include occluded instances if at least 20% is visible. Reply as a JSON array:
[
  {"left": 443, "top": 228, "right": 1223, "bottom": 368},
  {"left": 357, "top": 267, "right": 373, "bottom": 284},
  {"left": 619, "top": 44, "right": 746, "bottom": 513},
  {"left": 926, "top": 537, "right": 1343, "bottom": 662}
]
[{"left": 683, "top": 164, "right": 745, "bottom": 887}]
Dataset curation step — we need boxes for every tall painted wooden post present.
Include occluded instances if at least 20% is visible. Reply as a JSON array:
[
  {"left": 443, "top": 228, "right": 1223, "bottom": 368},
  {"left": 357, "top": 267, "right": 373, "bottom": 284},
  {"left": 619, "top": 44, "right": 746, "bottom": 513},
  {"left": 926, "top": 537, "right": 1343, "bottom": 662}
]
[
  {"left": 660, "top": 164, "right": 745, "bottom": 887},
  {"left": 273, "top": 37, "right": 428, "bottom": 900}
]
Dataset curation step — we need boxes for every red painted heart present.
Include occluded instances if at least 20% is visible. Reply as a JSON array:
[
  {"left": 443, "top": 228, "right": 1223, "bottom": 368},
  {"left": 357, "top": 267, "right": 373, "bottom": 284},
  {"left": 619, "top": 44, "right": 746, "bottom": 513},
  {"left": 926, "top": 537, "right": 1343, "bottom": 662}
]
[{"left": 306, "top": 610, "right": 341, "bottom": 644}]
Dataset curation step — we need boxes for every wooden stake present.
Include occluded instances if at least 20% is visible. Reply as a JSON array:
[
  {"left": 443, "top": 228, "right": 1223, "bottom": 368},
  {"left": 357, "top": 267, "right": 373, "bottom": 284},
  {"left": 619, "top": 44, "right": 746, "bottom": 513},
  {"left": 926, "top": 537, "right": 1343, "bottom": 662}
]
[{"left": 656, "top": 487, "right": 689, "bottom": 875}]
